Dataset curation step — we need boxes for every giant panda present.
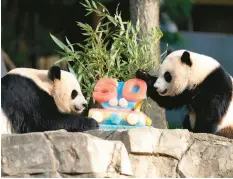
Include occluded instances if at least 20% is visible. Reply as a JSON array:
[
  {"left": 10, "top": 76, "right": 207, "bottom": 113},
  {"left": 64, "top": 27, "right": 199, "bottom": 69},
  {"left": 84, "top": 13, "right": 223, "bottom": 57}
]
[
  {"left": 136, "top": 50, "right": 233, "bottom": 139},
  {"left": 1, "top": 66, "right": 99, "bottom": 134}
]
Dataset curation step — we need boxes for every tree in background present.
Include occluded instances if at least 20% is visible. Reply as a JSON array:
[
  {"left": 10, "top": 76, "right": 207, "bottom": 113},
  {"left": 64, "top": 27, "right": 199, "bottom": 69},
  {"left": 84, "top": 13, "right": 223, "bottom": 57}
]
[
  {"left": 129, "top": 0, "right": 167, "bottom": 129},
  {"left": 129, "top": 0, "right": 193, "bottom": 129}
]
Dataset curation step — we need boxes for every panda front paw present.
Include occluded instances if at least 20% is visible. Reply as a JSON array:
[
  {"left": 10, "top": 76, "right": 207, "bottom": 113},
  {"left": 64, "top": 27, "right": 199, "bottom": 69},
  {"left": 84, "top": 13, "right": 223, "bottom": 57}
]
[
  {"left": 136, "top": 69, "right": 157, "bottom": 86},
  {"left": 136, "top": 69, "right": 149, "bottom": 80},
  {"left": 82, "top": 117, "right": 99, "bottom": 131}
]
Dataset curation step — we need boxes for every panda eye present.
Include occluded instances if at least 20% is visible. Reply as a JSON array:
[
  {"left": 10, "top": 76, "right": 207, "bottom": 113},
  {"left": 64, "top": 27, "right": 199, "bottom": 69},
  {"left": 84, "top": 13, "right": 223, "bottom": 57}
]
[
  {"left": 71, "top": 90, "right": 78, "bottom": 99},
  {"left": 164, "top": 72, "right": 172, "bottom": 83}
]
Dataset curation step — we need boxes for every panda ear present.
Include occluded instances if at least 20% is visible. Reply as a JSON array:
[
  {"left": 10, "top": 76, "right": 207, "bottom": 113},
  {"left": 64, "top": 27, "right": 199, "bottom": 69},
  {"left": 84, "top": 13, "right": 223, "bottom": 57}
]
[
  {"left": 181, "top": 51, "right": 192, "bottom": 67},
  {"left": 48, "top": 66, "right": 61, "bottom": 81},
  {"left": 167, "top": 48, "right": 173, "bottom": 56}
]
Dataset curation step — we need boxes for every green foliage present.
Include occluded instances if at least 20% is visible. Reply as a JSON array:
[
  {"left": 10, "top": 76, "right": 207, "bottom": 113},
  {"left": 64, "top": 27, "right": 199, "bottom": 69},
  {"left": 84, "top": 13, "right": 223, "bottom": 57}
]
[
  {"left": 161, "top": 0, "right": 193, "bottom": 22},
  {"left": 160, "top": 0, "right": 194, "bottom": 45},
  {"left": 50, "top": 0, "right": 163, "bottom": 102}
]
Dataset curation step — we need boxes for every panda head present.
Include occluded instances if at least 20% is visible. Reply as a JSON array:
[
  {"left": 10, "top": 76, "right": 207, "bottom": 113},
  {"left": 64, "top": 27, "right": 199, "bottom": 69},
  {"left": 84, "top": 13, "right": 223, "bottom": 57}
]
[
  {"left": 154, "top": 50, "right": 220, "bottom": 96},
  {"left": 48, "top": 66, "right": 88, "bottom": 114}
]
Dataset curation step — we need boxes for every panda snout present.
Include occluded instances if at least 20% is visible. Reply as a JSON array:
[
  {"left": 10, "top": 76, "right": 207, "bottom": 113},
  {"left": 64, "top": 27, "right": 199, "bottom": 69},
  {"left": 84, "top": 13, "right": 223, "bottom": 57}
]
[{"left": 153, "top": 83, "right": 159, "bottom": 91}]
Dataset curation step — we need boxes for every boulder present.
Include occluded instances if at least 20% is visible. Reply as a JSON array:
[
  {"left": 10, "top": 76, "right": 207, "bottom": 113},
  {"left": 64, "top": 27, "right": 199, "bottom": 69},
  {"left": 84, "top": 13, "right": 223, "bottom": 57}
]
[
  {"left": 1, "top": 128, "right": 233, "bottom": 178},
  {"left": 1, "top": 130, "right": 132, "bottom": 178},
  {"left": 87, "top": 128, "right": 233, "bottom": 178}
]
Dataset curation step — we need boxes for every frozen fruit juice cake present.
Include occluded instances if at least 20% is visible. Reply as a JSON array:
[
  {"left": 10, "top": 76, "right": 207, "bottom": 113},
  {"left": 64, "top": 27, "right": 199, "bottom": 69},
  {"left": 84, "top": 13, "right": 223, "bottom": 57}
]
[{"left": 88, "top": 78, "right": 152, "bottom": 130}]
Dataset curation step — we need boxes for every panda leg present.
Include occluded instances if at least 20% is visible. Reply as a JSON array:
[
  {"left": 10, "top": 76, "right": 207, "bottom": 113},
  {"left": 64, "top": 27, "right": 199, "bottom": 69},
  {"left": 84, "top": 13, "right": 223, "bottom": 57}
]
[
  {"left": 192, "top": 104, "right": 221, "bottom": 134},
  {"left": 182, "top": 114, "right": 193, "bottom": 131},
  {"left": 192, "top": 114, "right": 218, "bottom": 134},
  {"left": 1, "top": 108, "right": 29, "bottom": 133},
  {"left": 40, "top": 115, "right": 99, "bottom": 132},
  {"left": 73, "top": 116, "right": 100, "bottom": 132}
]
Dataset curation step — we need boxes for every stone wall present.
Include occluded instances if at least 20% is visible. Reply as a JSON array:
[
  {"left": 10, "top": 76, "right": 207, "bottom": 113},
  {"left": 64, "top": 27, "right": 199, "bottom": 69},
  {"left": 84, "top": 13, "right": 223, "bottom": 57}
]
[{"left": 1, "top": 128, "right": 233, "bottom": 178}]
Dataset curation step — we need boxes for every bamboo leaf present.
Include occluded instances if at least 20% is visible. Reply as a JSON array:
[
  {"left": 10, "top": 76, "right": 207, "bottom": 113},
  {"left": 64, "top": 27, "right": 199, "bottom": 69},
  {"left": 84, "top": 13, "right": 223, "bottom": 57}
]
[
  {"left": 54, "top": 57, "right": 73, "bottom": 64},
  {"left": 85, "top": 11, "right": 93, "bottom": 16},
  {"left": 97, "top": 2, "right": 109, "bottom": 14},
  {"left": 106, "top": 15, "right": 117, "bottom": 26},
  {"left": 77, "top": 74, "right": 83, "bottom": 82},
  {"left": 65, "top": 37, "right": 74, "bottom": 52},
  {"left": 91, "top": 0, "right": 97, "bottom": 9},
  {"left": 77, "top": 22, "right": 87, "bottom": 29},
  {"left": 67, "top": 62, "right": 76, "bottom": 76},
  {"left": 50, "top": 34, "right": 67, "bottom": 51},
  {"left": 84, "top": 0, "right": 91, "bottom": 8},
  {"left": 80, "top": 2, "right": 88, "bottom": 8}
]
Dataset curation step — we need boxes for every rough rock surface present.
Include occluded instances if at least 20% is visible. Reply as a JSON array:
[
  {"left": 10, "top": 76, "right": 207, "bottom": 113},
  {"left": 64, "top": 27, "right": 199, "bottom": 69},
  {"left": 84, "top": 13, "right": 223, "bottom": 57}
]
[
  {"left": 141, "top": 97, "right": 168, "bottom": 129},
  {"left": 2, "top": 128, "right": 233, "bottom": 178},
  {"left": 1, "top": 130, "right": 132, "bottom": 178}
]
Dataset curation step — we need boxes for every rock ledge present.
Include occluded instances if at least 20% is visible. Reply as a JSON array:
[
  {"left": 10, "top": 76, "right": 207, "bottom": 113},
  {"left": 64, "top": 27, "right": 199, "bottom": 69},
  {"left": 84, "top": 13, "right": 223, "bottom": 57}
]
[{"left": 2, "top": 128, "right": 233, "bottom": 178}]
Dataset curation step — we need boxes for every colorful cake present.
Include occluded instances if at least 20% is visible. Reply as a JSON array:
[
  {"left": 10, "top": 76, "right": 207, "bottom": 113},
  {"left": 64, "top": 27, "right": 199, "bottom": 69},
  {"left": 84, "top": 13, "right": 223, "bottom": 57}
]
[{"left": 88, "top": 78, "right": 152, "bottom": 129}]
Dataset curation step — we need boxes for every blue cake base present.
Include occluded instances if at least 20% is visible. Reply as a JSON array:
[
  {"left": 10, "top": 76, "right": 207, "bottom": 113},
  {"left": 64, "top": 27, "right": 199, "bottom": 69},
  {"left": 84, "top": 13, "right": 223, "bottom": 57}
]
[{"left": 99, "top": 124, "right": 151, "bottom": 130}]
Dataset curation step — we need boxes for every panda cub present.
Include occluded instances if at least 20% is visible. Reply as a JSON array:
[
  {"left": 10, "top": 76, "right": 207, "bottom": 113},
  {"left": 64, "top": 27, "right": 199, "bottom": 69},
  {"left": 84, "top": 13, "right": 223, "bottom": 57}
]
[
  {"left": 1, "top": 66, "right": 99, "bottom": 134},
  {"left": 136, "top": 50, "right": 233, "bottom": 139}
]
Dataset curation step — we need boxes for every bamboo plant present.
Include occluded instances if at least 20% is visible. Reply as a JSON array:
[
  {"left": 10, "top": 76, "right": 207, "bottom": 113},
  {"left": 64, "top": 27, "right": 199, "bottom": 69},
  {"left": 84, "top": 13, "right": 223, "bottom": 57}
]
[{"left": 50, "top": 0, "right": 163, "bottom": 103}]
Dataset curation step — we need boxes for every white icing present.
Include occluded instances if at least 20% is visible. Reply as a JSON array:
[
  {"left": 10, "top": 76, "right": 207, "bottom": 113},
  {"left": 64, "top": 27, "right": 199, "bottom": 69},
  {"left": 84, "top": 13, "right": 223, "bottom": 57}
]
[
  {"left": 138, "top": 113, "right": 146, "bottom": 126},
  {"left": 109, "top": 98, "right": 118, "bottom": 107},
  {"left": 91, "top": 111, "right": 104, "bottom": 123},
  {"left": 119, "top": 98, "right": 128, "bottom": 107},
  {"left": 127, "top": 113, "right": 139, "bottom": 125}
]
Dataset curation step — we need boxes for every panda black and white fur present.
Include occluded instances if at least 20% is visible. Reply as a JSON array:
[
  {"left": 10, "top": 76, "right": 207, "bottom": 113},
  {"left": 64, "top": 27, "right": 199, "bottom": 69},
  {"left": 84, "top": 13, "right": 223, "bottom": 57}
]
[
  {"left": 136, "top": 50, "right": 233, "bottom": 139},
  {"left": 1, "top": 66, "right": 99, "bottom": 134}
]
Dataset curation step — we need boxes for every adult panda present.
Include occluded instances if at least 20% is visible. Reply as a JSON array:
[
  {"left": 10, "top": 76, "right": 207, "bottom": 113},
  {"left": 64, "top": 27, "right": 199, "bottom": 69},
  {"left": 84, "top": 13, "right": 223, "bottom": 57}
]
[
  {"left": 1, "top": 66, "right": 99, "bottom": 134},
  {"left": 136, "top": 50, "right": 233, "bottom": 139}
]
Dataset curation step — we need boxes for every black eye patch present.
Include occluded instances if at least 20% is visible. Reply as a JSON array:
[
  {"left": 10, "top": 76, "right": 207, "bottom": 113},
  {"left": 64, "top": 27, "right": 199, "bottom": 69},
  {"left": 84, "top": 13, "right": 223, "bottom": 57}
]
[
  {"left": 71, "top": 90, "right": 78, "bottom": 99},
  {"left": 164, "top": 72, "right": 172, "bottom": 83}
]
